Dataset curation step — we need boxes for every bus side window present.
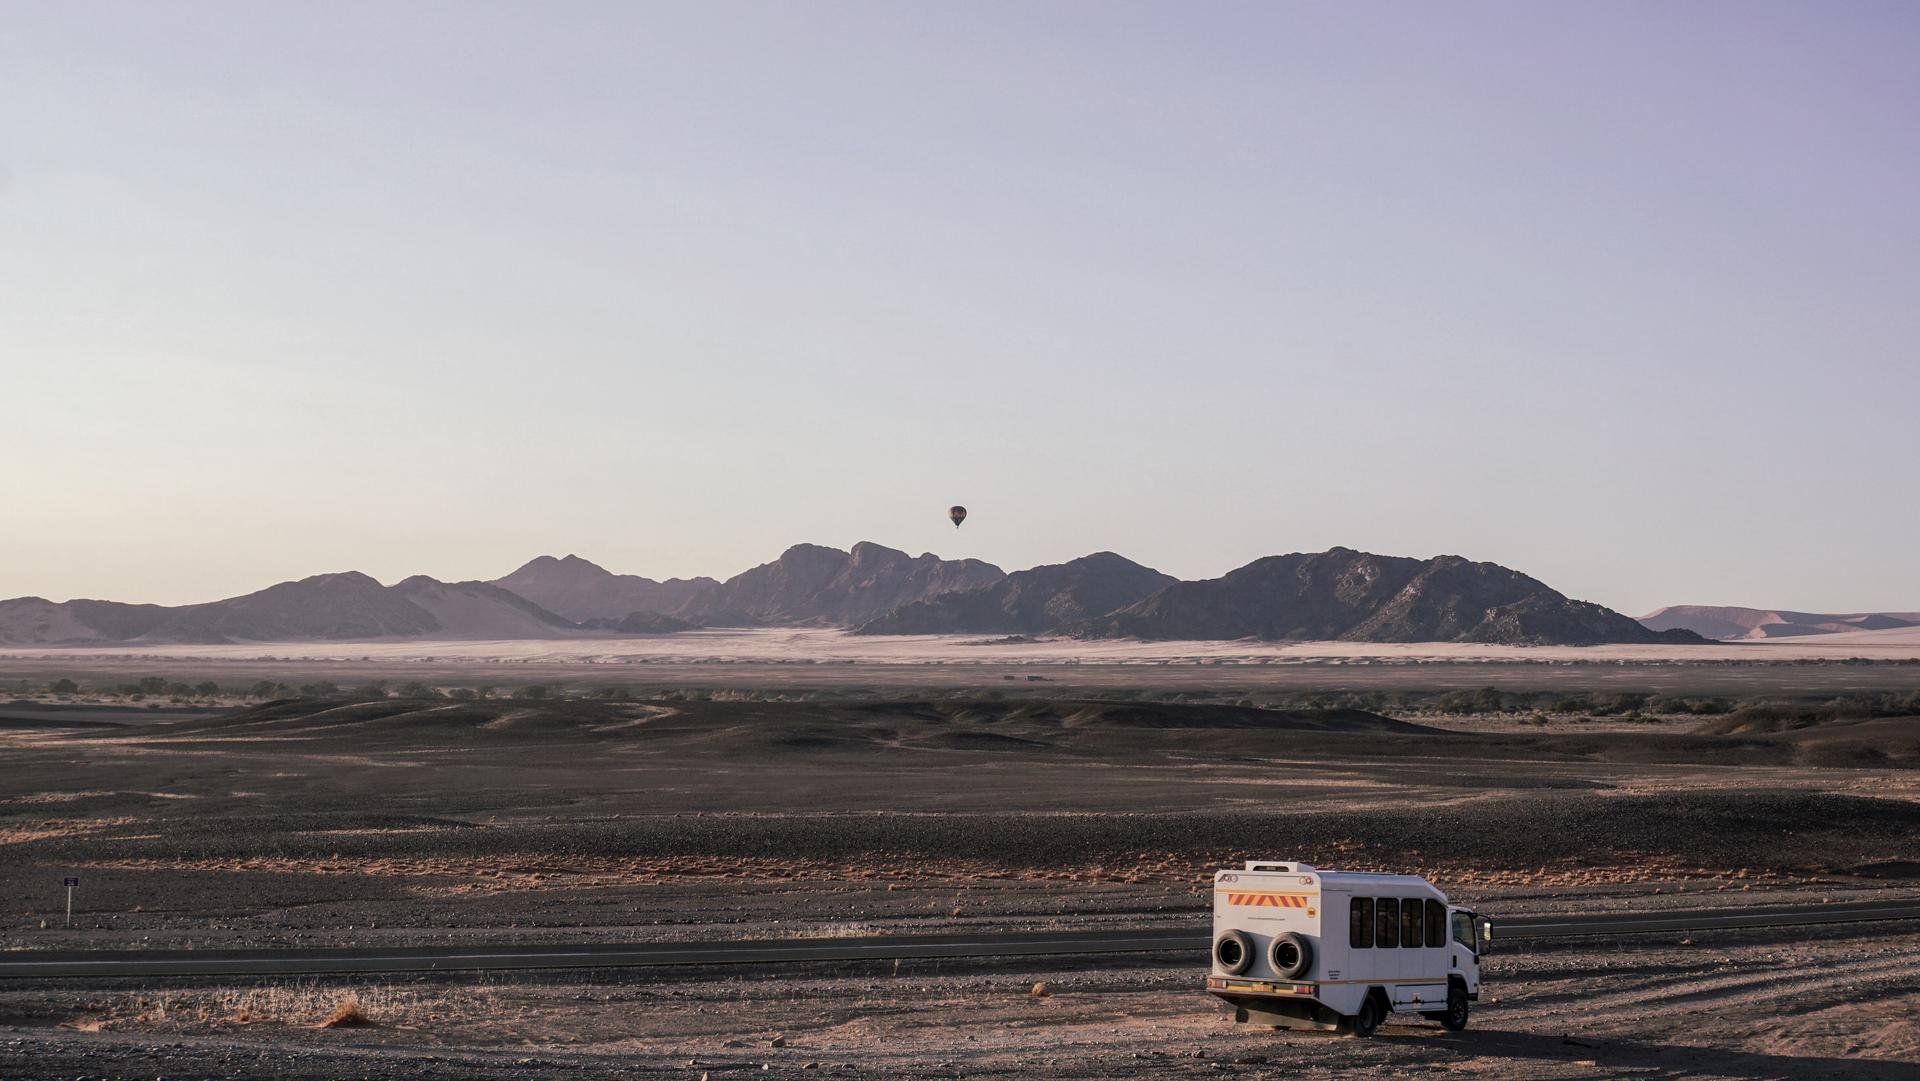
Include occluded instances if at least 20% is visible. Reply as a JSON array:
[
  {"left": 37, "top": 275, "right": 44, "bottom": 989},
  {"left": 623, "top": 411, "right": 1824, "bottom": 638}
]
[
  {"left": 1401, "top": 895, "right": 1423, "bottom": 948},
  {"left": 1425, "top": 899, "right": 1447, "bottom": 947},
  {"left": 1452, "top": 911, "right": 1475, "bottom": 951},
  {"left": 1350, "top": 897, "right": 1374, "bottom": 948},
  {"left": 1376, "top": 898, "right": 1399, "bottom": 948}
]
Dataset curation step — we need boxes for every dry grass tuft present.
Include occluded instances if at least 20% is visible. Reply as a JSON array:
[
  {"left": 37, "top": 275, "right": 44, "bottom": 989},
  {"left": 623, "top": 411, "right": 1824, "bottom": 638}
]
[
  {"left": 90, "top": 979, "right": 500, "bottom": 1033},
  {"left": 317, "top": 992, "right": 371, "bottom": 1028},
  {"left": 796, "top": 921, "right": 881, "bottom": 939}
]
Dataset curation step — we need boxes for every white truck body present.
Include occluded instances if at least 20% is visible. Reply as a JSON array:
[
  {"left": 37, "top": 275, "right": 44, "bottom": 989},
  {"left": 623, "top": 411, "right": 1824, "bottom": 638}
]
[{"left": 1206, "top": 861, "right": 1491, "bottom": 1034}]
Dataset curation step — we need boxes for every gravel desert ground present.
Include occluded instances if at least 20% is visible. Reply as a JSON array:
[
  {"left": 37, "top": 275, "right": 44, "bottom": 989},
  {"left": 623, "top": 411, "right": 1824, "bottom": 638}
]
[
  {"left": 3, "top": 658, "right": 1919, "bottom": 1078},
  {"left": 5, "top": 921, "right": 1920, "bottom": 1080}
]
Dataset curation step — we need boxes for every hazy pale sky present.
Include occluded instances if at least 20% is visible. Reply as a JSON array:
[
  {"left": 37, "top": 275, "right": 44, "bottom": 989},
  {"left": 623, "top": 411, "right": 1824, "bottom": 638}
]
[{"left": 4, "top": 1, "right": 1917, "bottom": 614}]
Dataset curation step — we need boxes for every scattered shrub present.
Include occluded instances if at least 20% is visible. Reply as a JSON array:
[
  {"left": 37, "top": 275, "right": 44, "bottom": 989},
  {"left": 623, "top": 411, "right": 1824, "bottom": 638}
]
[{"left": 318, "top": 993, "right": 370, "bottom": 1028}]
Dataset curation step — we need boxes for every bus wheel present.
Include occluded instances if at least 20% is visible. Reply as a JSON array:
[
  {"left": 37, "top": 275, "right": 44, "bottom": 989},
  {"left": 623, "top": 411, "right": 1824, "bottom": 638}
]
[
  {"left": 1440, "top": 982, "right": 1470, "bottom": 1031},
  {"left": 1351, "top": 993, "right": 1384, "bottom": 1038}
]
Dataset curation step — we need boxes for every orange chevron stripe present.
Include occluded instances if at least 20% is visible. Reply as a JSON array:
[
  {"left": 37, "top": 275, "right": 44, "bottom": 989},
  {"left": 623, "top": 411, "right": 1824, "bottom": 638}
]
[{"left": 1218, "top": 890, "right": 1316, "bottom": 908}]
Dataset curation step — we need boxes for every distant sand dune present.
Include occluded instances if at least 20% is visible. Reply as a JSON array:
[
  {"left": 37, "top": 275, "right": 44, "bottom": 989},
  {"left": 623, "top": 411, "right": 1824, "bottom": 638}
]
[{"left": 1642, "top": 604, "right": 1920, "bottom": 641}]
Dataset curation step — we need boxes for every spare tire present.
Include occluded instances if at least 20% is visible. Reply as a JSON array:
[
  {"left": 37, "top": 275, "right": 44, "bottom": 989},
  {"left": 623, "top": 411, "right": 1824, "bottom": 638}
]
[
  {"left": 1213, "top": 929, "right": 1253, "bottom": 975},
  {"left": 1268, "top": 931, "right": 1313, "bottom": 979}
]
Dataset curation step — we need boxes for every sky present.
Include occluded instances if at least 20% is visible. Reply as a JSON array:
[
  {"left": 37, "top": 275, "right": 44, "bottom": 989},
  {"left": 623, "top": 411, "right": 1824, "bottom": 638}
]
[{"left": 3, "top": 1, "right": 1917, "bottom": 615}]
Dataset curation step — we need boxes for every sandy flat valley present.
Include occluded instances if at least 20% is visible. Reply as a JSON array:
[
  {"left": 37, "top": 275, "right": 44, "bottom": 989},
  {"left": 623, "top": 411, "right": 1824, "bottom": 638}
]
[{"left": 6, "top": 626, "right": 1920, "bottom": 666}]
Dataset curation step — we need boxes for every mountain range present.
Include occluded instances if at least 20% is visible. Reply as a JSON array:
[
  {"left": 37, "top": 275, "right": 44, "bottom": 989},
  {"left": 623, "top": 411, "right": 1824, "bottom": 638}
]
[
  {"left": 1639, "top": 605, "right": 1920, "bottom": 641},
  {"left": 0, "top": 544, "right": 1705, "bottom": 647}
]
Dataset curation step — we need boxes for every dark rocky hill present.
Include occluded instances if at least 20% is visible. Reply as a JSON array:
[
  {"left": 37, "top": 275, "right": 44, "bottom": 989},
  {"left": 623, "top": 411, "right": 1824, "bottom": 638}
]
[
  {"left": 674, "top": 542, "right": 1004, "bottom": 627},
  {"left": 492, "top": 554, "right": 717, "bottom": 622},
  {"left": 854, "top": 552, "right": 1175, "bottom": 635},
  {"left": 1082, "top": 548, "right": 1704, "bottom": 645}
]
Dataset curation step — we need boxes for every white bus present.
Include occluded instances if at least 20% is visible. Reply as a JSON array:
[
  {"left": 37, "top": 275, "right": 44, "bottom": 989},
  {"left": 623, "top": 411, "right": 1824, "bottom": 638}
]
[{"left": 1205, "top": 861, "right": 1492, "bottom": 1036}]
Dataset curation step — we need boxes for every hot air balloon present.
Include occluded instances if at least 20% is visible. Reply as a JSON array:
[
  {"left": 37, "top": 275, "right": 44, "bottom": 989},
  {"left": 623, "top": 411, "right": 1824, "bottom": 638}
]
[{"left": 948, "top": 506, "right": 968, "bottom": 528}]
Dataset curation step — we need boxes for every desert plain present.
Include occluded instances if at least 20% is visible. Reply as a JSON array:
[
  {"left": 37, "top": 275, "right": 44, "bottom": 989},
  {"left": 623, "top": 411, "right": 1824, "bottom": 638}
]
[{"left": 1, "top": 632, "right": 1918, "bottom": 1079}]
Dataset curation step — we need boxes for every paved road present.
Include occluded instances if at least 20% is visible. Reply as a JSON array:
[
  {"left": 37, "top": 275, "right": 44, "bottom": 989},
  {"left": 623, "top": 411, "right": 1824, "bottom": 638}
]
[{"left": 3, "top": 897, "right": 1916, "bottom": 979}]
